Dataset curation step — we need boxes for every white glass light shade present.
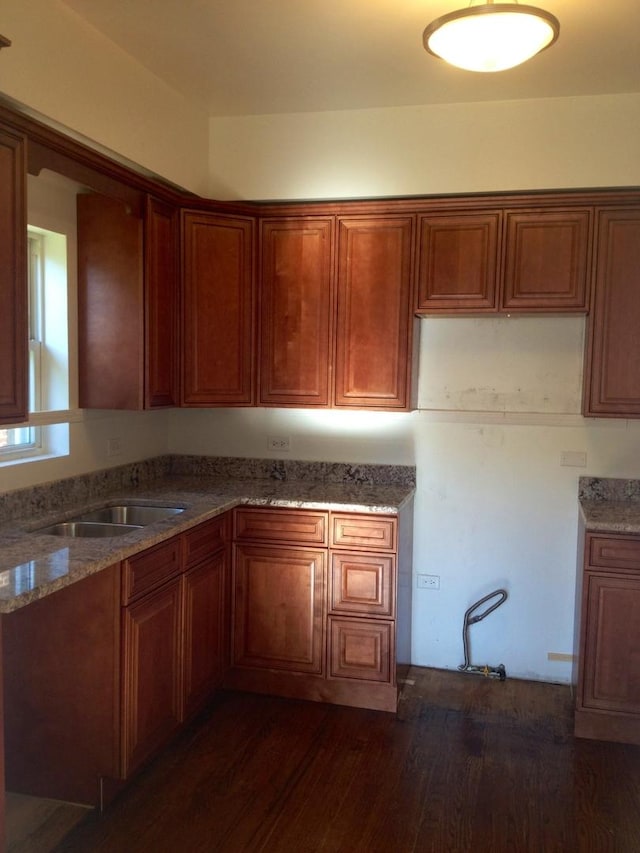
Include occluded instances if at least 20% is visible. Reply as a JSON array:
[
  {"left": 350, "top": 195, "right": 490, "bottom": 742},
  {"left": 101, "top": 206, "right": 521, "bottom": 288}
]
[{"left": 423, "top": 3, "right": 560, "bottom": 72}]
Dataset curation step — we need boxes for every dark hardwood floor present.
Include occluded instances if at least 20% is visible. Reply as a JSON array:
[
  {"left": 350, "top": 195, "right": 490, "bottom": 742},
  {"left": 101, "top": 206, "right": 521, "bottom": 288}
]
[{"left": 47, "top": 667, "right": 640, "bottom": 852}]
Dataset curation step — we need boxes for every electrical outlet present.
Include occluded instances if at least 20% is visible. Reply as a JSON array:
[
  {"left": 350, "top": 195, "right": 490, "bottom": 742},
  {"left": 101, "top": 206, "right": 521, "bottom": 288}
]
[
  {"left": 417, "top": 574, "right": 440, "bottom": 590},
  {"left": 107, "top": 437, "right": 122, "bottom": 457},
  {"left": 267, "top": 435, "right": 291, "bottom": 452},
  {"left": 560, "top": 450, "right": 587, "bottom": 467}
]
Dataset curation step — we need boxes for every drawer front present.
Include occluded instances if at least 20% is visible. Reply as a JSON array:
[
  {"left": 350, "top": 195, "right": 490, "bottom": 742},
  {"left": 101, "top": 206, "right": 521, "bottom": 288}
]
[
  {"left": 330, "top": 552, "right": 395, "bottom": 617},
  {"left": 589, "top": 535, "right": 640, "bottom": 572},
  {"left": 234, "top": 508, "right": 328, "bottom": 546},
  {"left": 328, "top": 617, "right": 394, "bottom": 683},
  {"left": 184, "top": 513, "right": 228, "bottom": 570},
  {"left": 330, "top": 514, "right": 396, "bottom": 552},
  {"left": 122, "top": 537, "right": 182, "bottom": 604}
]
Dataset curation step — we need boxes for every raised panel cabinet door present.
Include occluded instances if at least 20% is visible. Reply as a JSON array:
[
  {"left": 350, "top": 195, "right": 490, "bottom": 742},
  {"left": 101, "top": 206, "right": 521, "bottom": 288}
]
[
  {"left": 259, "top": 217, "right": 334, "bottom": 406},
  {"left": 78, "top": 193, "right": 144, "bottom": 409},
  {"left": 581, "top": 572, "right": 640, "bottom": 715},
  {"left": 144, "top": 197, "right": 179, "bottom": 407},
  {"left": 328, "top": 617, "right": 393, "bottom": 683},
  {"left": 584, "top": 209, "right": 640, "bottom": 416},
  {"left": 182, "top": 552, "right": 226, "bottom": 720},
  {"left": 121, "top": 579, "right": 182, "bottom": 778},
  {"left": 182, "top": 212, "right": 255, "bottom": 405},
  {"left": 416, "top": 212, "right": 501, "bottom": 313},
  {"left": 0, "top": 126, "right": 28, "bottom": 423},
  {"left": 233, "top": 544, "right": 325, "bottom": 674},
  {"left": 330, "top": 552, "right": 395, "bottom": 618},
  {"left": 335, "top": 216, "right": 415, "bottom": 409},
  {"left": 502, "top": 209, "right": 592, "bottom": 311}
]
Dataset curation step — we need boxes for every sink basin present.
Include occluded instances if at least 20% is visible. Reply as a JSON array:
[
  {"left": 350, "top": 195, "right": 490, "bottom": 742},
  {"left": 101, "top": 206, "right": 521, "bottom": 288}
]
[
  {"left": 36, "top": 521, "right": 143, "bottom": 538},
  {"left": 76, "top": 505, "right": 184, "bottom": 526},
  {"left": 34, "top": 504, "right": 185, "bottom": 537}
]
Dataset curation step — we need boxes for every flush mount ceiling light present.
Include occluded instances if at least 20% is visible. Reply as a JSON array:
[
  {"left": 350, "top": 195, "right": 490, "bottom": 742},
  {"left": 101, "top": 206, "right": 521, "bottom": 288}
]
[
  {"left": 423, "top": 0, "right": 560, "bottom": 73},
  {"left": 0, "top": 35, "right": 12, "bottom": 50}
]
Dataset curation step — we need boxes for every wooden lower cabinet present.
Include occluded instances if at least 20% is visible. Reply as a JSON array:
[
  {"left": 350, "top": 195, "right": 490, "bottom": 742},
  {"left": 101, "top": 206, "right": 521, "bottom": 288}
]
[
  {"left": 233, "top": 544, "right": 325, "bottom": 674},
  {"left": 182, "top": 550, "right": 227, "bottom": 720},
  {"left": 2, "top": 514, "right": 230, "bottom": 807},
  {"left": 121, "top": 578, "right": 182, "bottom": 778},
  {"left": 227, "top": 507, "right": 405, "bottom": 712},
  {"left": 574, "top": 530, "right": 640, "bottom": 744}
]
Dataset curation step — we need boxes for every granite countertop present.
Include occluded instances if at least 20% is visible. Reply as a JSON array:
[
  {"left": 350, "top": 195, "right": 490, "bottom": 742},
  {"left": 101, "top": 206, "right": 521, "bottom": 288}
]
[
  {"left": 579, "top": 476, "right": 640, "bottom": 535},
  {"left": 0, "top": 468, "right": 415, "bottom": 613}
]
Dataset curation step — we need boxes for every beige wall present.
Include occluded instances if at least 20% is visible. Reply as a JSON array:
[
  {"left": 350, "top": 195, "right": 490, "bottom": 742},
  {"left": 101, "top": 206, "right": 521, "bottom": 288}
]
[
  {"left": 208, "top": 93, "right": 640, "bottom": 199},
  {"left": 1, "top": 0, "right": 210, "bottom": 194}
]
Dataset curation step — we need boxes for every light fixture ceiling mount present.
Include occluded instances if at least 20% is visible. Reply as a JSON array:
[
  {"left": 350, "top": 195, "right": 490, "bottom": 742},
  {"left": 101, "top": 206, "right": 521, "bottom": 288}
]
[{"left": 423, "top": 0, "right": 560, "bottom": 73}]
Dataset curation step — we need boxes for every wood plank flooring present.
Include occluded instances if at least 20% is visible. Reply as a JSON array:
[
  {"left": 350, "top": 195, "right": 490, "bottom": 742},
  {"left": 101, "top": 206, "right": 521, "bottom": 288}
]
[{"left": 36, "top": 666, "right": 640, "bottom": 852}]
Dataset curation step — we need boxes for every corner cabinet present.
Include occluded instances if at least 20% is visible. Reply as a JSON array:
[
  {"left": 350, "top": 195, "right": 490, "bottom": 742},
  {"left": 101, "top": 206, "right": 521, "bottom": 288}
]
[
  {"left": 415, "top": 206, "right": 591, "bottom": 315},
  {"left": 0, "top": 125, "right": 28, "bottom": 423},
  {"left": 574, "top": 530, "right": 640, "bottom": 745},
  {"left": 583, "top": 209, "right": 640, "bottom": 417},
  {"left": 77, "top": 192, "right": 179, "bottom": 409},
  {"left": 182, "top": 211, "right": 255, "bottom": 406}
]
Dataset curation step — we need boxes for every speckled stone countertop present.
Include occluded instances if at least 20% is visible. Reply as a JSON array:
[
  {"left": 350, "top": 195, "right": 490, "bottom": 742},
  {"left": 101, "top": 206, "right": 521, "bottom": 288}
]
[
  {"left": 579, "top": 476, "right": 640, "bottom": 535},
  {"left": 0, "top": 456, "right": 416, "bottom": 613}
]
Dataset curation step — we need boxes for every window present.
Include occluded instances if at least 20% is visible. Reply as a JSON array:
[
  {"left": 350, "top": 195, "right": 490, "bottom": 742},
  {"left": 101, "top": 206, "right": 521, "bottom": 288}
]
[{"left": 0, "top": 226, "right": 70, "bottom": 463}]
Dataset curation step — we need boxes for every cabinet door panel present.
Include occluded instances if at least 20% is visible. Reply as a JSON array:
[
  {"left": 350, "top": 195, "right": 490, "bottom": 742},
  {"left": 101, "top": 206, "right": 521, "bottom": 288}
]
[
  {"left": 335, "top": 216, "right": 414, "bottom": 409},
  {"left": 584, "top": 209, "right": 640, "bottom": 416},
  {"left": 416, "top": 213, "right": 500, "bottom": 312},
  {"left": 259, "top": 218, "right": 333, "bottom": 406},
  {"left": 0, "top": 126, "right": 27, "bottom": 423},
  {"left": 78, "top": 193, "right": 144, "bottom": 409},
  {"left": 582, "top": 573, "right": 640, "bottom": 714},
  {"left": 145, "top": 197, "right": 179, "bottom": 407},
  {"left": 233, "top": 544, "right": 325, "bottom": 674},
  {"left": 182, "top": 212, "right": 255, "bottom": 405},
  {"left": 503, "top": 209, "right": 591, "bottom": 311},
  {"left": 328, "top": 617, "right": 393, "bottom": 683},
  {"left": 183, "top": 552, "right": 226, "bottom": 720},
  {"left": 330, "top": 552, "right": 395, "bottom": 617},
  {"left": 121, "top": 580, "right": 182, "bottom": 777}
]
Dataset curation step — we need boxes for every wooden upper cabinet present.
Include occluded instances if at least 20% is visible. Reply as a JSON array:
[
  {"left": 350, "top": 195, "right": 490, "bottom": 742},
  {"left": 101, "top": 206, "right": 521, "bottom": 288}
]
[
  {"left": 0, "top": 125, "right": 28, "bottom": 423},
  {"left": 583, "top": 208, "right": 640, "bottom": 417},
  {"left": 182, "top": 211, "right": 255, "bottom": 406},
  {"left": 259, "top": 217, "right": 334, "bottom": 406},
  {"left": 416, "top": 212, "right": 501, "bottom": 313},
  {"left": 335, "top": 216, "right": 416, "bottom": 409},
  {"left": 502, "top": 208, "right": 591, "bottom": 312},
  {"left": 78, "top": 193, "right": 145, "bottom": 409},
  {"left": 145, "top": 197, "right": 179, "bottom": 407}
]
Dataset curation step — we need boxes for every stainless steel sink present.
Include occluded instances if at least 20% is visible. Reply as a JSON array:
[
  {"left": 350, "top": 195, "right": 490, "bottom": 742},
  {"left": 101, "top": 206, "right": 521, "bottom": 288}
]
[
  {"left": 34, "top": 504, "right": 185, "bottom": 537},
  {"left": 76, "top": 505, "right": 184, "bottom": 526},
  {"left": 36, "top": 521, "right": 143, "bottom": 537}
]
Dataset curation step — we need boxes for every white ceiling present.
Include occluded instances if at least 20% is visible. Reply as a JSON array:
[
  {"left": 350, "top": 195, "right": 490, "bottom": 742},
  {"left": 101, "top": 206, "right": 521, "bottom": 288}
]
[{"left": 60, "top": 0, "right": 640, "bottom": 117}]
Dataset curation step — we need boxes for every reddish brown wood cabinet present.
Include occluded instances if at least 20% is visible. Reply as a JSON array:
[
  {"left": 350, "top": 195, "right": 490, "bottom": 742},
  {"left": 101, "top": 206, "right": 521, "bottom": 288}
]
[
  {"left": 0, "top": 125, "right": 28, "bottom": 423},
  {"left": 77, "top": 192, "right": 179, "bottom": 409},
  {"left": 416, "top": 207, "right": 592, "bottom": 314},
  {"left": 259, "top": 217, "right": 334, "bottom": 406},
  {"left": 145, "top": 197, "right": 180, "bottom": 407},
  {"left": 229, "top": 507, "right": 403, "bottom": 712},
  {"left": 2, "top": 513, "right": 230, "bottom": 806},
  {"left": 416, "top": 212, "right": 501, "bottom": 312},
  {"left": 574, "top": 531, "right": 640, "bottom": 745},
  {"left": 257, "top": 214, "right": 417, "bottom": 411},
  {"left": 502, "top": 208, "right": 591, "bottom": 312},
  {"left": 182, "top": 211, "right": 255, "bottom": 405},
  {"left": 335, "top": 216, "right": 416, "bottom": 409},
  {"left": 583, "top": 209, "right": 640, "bottom": 417}
]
